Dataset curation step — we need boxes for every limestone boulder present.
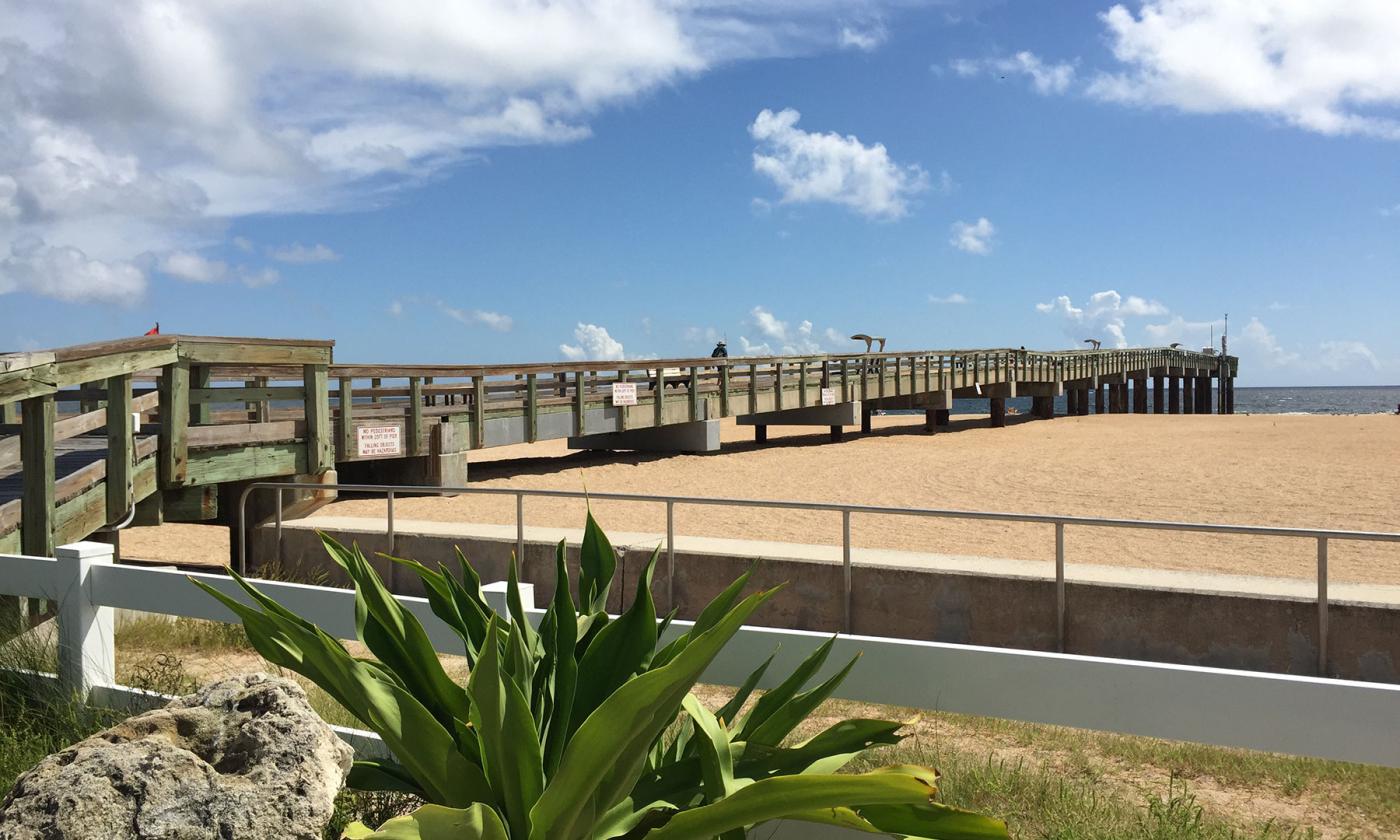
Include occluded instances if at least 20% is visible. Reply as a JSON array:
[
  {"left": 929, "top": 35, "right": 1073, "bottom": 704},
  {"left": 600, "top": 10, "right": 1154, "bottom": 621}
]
[{"left": 0, "top": 673, "right": 353, "bottom": 840}]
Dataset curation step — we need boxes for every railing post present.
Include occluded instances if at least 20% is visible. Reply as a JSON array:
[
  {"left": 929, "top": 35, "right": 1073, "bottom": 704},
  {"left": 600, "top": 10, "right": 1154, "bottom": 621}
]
[
  {"left": 666, "top": 500, "right": 676, "bottom": 610},
  {"left": 1317, "top": 537, "right": 1329, "bottom": 677},
  {"left": 106, "top": 374, "right": 134, "bottom": 527},
  {"left": 274, "top": 488, "right": 284, "bottom": 569},
  {"left": 158, "top": 359, "right": 190, "bottom": 486},
  {"left": 1055, "top": 522, "right": 1066, "bottom": 653},
  {"left": 385, "top": 490, "right": 395, "bottom": 554},
  {"left": 20, "top": 393, "right": 56, "bottom": 559},
  {"left": 516, "top": 493, "right": 525, "bottom": 562},
  {"left": 55, "top": 541, "right": 115, "bottom": 700},
  {"left": 842, "top": 510, "right": 852, "bottom": 634},
  {"left": 408, "top": 377, "right": 424, "bottom": 456},
  {"left": 338, "top": 376, "right": 355, "bottom": 460},
  {"left": 304, "top": 364, "right": 334, "bottom": 473}
]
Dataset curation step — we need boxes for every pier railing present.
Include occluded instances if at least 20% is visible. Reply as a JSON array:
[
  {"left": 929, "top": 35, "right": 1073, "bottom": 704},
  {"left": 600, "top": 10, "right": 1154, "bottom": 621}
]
[
  {"left": 240, "top": 481, "right": 1399, "bottom": 678},
  {"left": 3, "top": 539, "right": 1397, "bottom": 768}
]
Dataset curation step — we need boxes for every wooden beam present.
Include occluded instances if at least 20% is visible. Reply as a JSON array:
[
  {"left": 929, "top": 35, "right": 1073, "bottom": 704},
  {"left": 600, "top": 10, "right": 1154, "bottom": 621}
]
[
  {"left": 774, "top": 362, "right": 784, "bottom": 411},
  {"left": 473, "top": 376, "right": 485, "bottom": 448},
  {"left": 719, "top": 365, "right": 731, "bottom": 417},
  {"left": 190, "top": 386, "right": 305, "bottom": 404},
  {"left": 178, "top": 340, "right": 331, "bottom": 366},
  {"left": 798, "top": 362, "right": 809, "bottom": 407},
  {"left": 159, "top": 359, "right": 190, "bottom": 486},
  {"left": 53, "top": 347, "right": 178, "bottom": 388},
  {"left": 187, "top": 420, "right": 304, "bottom": 448},
  {"left": 408, "top": 377, "right": 423, "bottom": 456},
  {"left": 182, "top": 442, "right": 307, "bottom": 487},
  {"left": 303, "top": 364, "right": 333, "bottom": 473},
  {"left": 573, "top": 371, "right": 586, "bottom": 436},
  {"left": 106, "top": 374, "right": 133, "bottom": 524},
  {"left": 190, "top": 365, "right": 211, "bottom": 425},
  {"left": 688, "top": 367, "right": 700, "bottom": 421},
  {"left": 20, "top": 394, "right": 56, "bottom": 557},
  {"left": 338, "top": 377, "right": 354, "bottom": 460},
  {"left": 526, "top": 373, "right": 538, "bottom": 443}
]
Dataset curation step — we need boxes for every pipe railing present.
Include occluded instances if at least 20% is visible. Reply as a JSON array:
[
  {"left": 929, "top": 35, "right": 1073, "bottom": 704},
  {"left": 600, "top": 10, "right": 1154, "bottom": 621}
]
[{"left": 238, "top": 482, "right": 1399, "bottom": 677}]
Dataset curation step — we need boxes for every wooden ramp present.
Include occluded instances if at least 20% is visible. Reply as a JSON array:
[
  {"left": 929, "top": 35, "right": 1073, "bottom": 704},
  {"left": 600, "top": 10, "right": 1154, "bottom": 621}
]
[{"left": 1, "top": 335, "right": 1240, "bottom": 564}]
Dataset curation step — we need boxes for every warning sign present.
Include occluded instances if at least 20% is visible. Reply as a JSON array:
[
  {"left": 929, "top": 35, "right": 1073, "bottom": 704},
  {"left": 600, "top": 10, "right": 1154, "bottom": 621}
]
[
  {"left": 611, "top": 382, "right": 638, "bottom": 406},
  {"left": 820, "top": 387, "right": 837, "bottom": 406},
  {"left": 357, "top": 425, "right": 402, "bottom": 457}
]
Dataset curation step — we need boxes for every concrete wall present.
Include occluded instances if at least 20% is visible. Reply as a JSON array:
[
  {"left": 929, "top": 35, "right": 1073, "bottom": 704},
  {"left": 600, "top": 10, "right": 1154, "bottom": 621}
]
[{"left": 251, "top": 524, "right": 1400, "bottom": 684}]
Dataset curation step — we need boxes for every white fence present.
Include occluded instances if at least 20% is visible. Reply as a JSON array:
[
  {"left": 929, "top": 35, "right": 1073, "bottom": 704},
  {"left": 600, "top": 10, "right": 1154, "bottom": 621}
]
[{"left": 3, "top": 541, "right": 1399, "bottom": 769}]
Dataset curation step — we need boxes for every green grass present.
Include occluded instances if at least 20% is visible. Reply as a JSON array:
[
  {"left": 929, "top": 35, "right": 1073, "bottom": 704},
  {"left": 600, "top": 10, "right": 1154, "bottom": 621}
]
[{"left": 116, "top": 615, "right": 254, "bottom": 653}]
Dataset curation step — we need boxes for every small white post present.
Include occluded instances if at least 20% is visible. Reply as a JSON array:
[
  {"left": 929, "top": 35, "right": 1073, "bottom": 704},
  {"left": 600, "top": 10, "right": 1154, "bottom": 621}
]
[
  {"left": 482, "top": 580, "right": 535, "bottom": 621},
  {"left": 55, "top": 541, "right": 115, "bottom": 700}
]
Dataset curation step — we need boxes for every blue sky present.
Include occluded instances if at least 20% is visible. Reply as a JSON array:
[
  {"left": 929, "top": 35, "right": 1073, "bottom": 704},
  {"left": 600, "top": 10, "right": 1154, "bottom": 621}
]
[{"left": 3, "top": 1, "right": 1398, "bottom": 385}]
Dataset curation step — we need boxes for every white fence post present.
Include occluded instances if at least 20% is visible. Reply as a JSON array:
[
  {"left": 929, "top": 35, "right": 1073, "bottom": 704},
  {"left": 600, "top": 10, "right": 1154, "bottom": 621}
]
[
  {"left": 55, "top": 541, "right": 116, "bottom": 700},
  {"left": 482, "top": 580, "right": 535, "bottom": 619}
]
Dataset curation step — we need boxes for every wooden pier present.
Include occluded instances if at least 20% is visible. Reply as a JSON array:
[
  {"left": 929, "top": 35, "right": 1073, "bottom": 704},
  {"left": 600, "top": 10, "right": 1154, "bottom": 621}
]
[{"left": 0, "top": 335, "right": 1237, "bottom": 574}]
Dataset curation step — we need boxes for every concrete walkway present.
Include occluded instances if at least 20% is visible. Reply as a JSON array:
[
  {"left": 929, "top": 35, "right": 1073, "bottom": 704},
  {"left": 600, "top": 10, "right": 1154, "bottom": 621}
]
[{"left": 295, "top": 514, "right": 1400, "bottom": 608}]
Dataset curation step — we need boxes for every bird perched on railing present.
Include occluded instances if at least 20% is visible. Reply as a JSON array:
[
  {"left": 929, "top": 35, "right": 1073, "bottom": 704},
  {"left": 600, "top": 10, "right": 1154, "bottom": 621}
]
[
  {"left": 1083, "top": 338, "right": 1101, "bottom": 351},
  {"left": 850, "top": 334, "right": 886, "bottom": 352}
]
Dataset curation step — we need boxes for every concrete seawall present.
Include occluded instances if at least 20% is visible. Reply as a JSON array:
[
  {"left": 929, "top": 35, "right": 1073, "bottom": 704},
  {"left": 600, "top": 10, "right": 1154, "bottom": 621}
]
[{"left": 251, "top": 517, "right": 1400, "bottom": 684}]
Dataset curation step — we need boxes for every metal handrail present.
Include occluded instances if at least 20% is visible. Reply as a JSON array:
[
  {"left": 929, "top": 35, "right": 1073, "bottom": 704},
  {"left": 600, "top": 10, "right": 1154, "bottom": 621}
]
[{"left": 237, "top": 481, "right": 1400, "bottom": 676}]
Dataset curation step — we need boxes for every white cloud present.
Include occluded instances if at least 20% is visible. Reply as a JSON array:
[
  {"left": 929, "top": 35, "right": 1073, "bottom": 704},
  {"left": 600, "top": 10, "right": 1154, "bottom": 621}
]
[
  {"left": 239, "top": 266, "right": 280, "bottom": 288},
  {"left": 1266, "top": 301, "right": 1290, "bottom": 311},
  {"left": 1380, "top": 204, "right": 1400, "bottom": 218},
  {"left": 232, "top": 236, "right": 254, "bottom": 253},
  {"left": 749, "top": 108, "right": 929, "bottom": 219},
  {"left": 1, "top": 1, "right": 916, "bottom": 303},
  {"left": 387, "top": 299, "right": 404, "bottom": 317},
  {"left": 1142, "top": 314, "right": 1223, "bottom": 349},
  {"left": 269, "top": 242, "right": 340, "bottom": 264},
  {"left": 949, "top": 217, "right": 995, "bottom": 254},
  {"left": 1235, "top": 317, "right": 1299, "bottom": 367},
  {"left": 739, "top": 306, "right": 845, "bottom": 355},
  {"left": 0, "top": 238, "right": 145, "bottom": 304},
  {"left": 928, "top": 292, "right": 969, "bottom": 304},
  {"left": 838, "top": 23, "right": 887, "bottom": 52},
  {"left": 560, "top": 323, "right": 624, "bottom": 361},
  {"left": 1036, "top": 289, "right": 1168, "bottom": 348},
  {"left": 950, "top": 51, "right": 1076, "bottom": 95},
  {"left": 1317, "top": 340, "right": 1380, "bottom": 372},
  {"left": 1089, "top": 1, "right": 1400, "bottom": 140},
  {"left": 158, "top": 251, "right": 227, "bottom": 283},
  {"left": 440, "top": 303, "right": 514, "bottom": 332}
]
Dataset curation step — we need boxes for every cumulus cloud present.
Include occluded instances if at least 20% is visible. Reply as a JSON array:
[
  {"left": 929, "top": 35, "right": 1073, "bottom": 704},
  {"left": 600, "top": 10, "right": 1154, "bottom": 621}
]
[
  {"left": 0, "top": 238, "right": 145, "bottom": 304},
  {"left": 1142, "top": 314, "right": 1223, "bottom": 349},
  {"left": 560, "top": 323, "right": 624, "bottom": 361},
  {"left": 838, "top": 23, "right": 887, "bottom": 52},
  {"left": 159, "top": 251, "right": 228, "bottom": 283},
  {"left": 950, "top": 51, "right": 1076, "bottom": 95},
  {"left": 440, "top": 303, "right": 514, "bottom": 332},
  {"left": 1, "top": 1, "right": 915, "bottom": 303},
  {"left": 736, "top": 306, "right": 845, "bottom": 356},
  {"left": 1036, "top": 290, "right": 1168, "bottom": 348},
  {"left": 387, "top": 299, "right": 404, "bottom": 317},
  {"left": 749, "top": 108, "right": 929, "bottom": 219},
  {"left": 239, "top": 267, "right": 280, "bottom": 288},
  {"left": 928, "top": 292, "right": 969, "bottom": 304},
  {"left": 1089, "top": 1, "right": 1400, "bottom": 140},
  {"left": 1317, "top": 340, "right": 1380, "bottom": 372},
  {"left": 269, "top": 242, "right": 340, "bottom": 264},
  {"left": 949, "top": 217, "right": 995, "bottom": 254}
]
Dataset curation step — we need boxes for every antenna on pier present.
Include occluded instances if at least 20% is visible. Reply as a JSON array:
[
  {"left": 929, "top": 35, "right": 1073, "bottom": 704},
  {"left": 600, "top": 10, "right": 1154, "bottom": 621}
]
[{"left": 1222, "top": 313, "right": 1228, "bottom": 356}]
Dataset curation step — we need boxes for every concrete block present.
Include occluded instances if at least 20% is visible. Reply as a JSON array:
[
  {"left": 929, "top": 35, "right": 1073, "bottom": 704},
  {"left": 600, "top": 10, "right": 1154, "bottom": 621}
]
[{"left": 569, "top": 419, "right": 721, "bottom": 453}]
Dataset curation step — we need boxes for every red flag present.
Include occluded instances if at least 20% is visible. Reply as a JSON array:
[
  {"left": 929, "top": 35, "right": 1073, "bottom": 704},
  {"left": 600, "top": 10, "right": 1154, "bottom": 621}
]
[{"left": 144, "top": 323, "right": 160, "bottom": 336}]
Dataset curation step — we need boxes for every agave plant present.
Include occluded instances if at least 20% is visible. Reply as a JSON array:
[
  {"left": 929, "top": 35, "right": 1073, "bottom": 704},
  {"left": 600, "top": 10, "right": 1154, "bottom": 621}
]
[{"left": 193, "top": 513, "right": 1007, "bottom": 840}]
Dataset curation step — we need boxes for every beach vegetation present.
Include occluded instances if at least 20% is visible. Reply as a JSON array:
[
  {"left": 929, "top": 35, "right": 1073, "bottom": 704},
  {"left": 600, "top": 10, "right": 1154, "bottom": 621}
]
[{"left": 193, "top": 512, "right": 1009, "bottom": 839}]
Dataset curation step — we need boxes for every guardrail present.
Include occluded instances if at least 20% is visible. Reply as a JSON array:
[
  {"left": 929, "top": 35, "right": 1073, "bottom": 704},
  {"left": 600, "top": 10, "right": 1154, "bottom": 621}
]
[
  {"left": 2, "top": 540, "right": 1398, "bottom": 769},
  {"left": 239, "top": 482, "right": 1400, "bottom": 677}
]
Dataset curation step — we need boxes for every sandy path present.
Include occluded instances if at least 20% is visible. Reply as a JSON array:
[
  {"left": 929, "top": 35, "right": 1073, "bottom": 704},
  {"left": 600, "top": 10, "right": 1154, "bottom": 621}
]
[{"left": 305, "top": 413, "right": 1400, "bottom": 586}]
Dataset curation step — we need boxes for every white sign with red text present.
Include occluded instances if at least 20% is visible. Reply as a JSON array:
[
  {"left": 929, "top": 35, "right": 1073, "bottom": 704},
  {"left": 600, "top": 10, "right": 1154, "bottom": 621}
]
[
  {"left": 357, "top": 425, "right": 403, "bottom": 457},
  {"left": 611, "top": 382, "right": 638, "bottom": 406}
]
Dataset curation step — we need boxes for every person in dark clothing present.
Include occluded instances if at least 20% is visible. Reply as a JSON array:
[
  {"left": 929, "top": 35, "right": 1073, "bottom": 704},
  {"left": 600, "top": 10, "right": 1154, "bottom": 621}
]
[{"left": 711, "top": 341, "right": 728, "bottom": 358}]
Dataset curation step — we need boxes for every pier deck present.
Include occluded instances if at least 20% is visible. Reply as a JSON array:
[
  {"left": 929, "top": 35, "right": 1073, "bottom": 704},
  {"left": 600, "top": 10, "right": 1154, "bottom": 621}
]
[{"left": 0, "top": 335, "right": 1237, "bottom": 569}]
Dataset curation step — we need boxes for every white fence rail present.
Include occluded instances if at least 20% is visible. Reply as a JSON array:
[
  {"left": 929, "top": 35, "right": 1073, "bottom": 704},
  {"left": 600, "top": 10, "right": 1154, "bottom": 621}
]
[{"left": 4, "top": 541, "right": 1399, "bottom": 769}]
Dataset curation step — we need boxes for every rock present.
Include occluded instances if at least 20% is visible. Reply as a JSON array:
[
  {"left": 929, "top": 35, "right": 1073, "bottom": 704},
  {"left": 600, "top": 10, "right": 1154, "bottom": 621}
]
[{"left": 0, "top": 674, "right": 353, "bottom": 840}]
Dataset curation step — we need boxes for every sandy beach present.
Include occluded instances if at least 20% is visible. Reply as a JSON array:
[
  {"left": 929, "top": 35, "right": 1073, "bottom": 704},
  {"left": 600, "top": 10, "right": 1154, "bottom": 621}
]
[{"left": 208, "top": 412, "right": 1400, "bottom": 587}]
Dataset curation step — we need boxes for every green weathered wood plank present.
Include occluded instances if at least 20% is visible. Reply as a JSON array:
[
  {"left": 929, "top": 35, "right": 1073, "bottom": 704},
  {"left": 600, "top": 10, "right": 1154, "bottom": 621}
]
[
  {"left": 106, "top": 374, "right": 133, "bottom": 524},
  {"left": 719, "top": 365, "right": 731, "bottom": 417},
  {"left": 159, "top": 360, "right": 190, "bottom": 486},
  {"left": 573, "top": 371, "right": 586, "bottom": 436},
  {"left": 473, "top": 376, "right": 485, "bottom": 448},
  {"left": 304, "top": 364, "right": 333, "bottom": 473},
  {"left": 526, "top": 373, "right": 538, "bottom": 443},
  {"left": 798, "top": 362, "right": 808, "bottom": 407},
  {"left": 408, "top": 376, "right": 423, "bottom": 456},
  {"left": 653, "top": 368, "right": 664, "bottom": 428},
  {"left": 177, "top": 341, "right": 330, "bottom": 366},
  {"left": 688, "top": 367, "right": 700, "bottom": 421},
  {"left": 775, "top": 362, "right": 784, "bottom": 411},
  {"left": 53, "top": 348, "right": 177, "bottom": 388},
  {"left": 189, "top": 386, "right": 305, "bottom": 404},
  {"left": 0, "top": 364, "right": 58, "bottom": 404},
  {"left": 190, "top": 366, "right": 211, "bottom": 425},
  {"left": 338, "top": 377, "right": 354, "bottom": 460},
  {"left": 20, "top": 394, "right": 56, "bottom": 557},
  {"left": 182, "top": 443, "right": 307, "bottom": 487}
]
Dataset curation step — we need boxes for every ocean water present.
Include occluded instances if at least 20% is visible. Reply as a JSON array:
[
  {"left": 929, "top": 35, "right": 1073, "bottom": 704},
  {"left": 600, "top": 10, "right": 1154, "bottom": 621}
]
[{"left": 928, "top": 385, "right": 1400, "bottom": 417}]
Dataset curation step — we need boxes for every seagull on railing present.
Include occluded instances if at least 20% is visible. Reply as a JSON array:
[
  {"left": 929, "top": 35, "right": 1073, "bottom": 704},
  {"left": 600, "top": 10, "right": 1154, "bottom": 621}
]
[
  {"left": 1169, "top": 342, "right": 1182, "bottom": 349},
  {"left": 1083, "top": 338, "right": 1101, "bottom": 351},
  {"left": 850, "top": 334, "right": 887, "bottom": 353}
]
